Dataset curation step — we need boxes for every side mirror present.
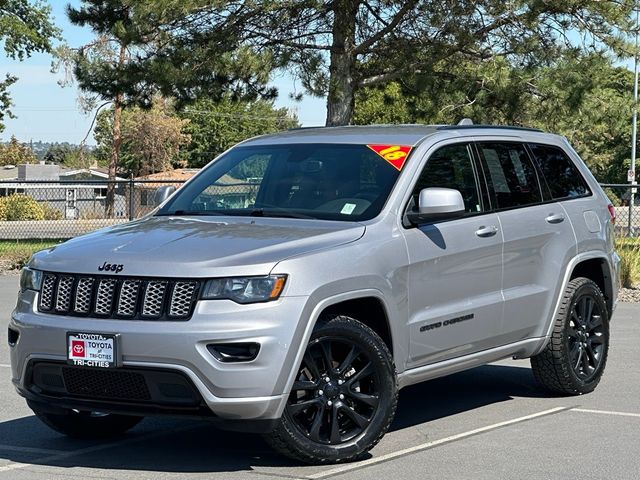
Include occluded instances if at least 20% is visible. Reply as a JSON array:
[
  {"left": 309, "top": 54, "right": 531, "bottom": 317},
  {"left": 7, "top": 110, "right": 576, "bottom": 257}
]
[
  {"left": 406, "top": 187, "right": 465, "bottom": 225},
  {"left": 153, "top": 185, "right": 176, "bottom": 206}
]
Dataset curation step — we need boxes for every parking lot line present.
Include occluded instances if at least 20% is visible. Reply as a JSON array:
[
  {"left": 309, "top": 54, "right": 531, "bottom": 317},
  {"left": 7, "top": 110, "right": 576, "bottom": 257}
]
[
  {"left": 0, "top": 423, "right": 200, "bottom": 474},
  {"left": 307, "top": 406, "right": 571, "bottom": 480},
  {"left": 572, "top": 408, "right": 640, "bottom": 418}
]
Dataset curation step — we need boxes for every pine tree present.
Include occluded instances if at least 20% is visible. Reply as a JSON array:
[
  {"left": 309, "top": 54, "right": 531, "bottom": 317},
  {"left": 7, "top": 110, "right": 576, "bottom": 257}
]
[
  {"left": 66, "top": 1, "right": 141, "bottom": 217},
  {"left": 127, "top": 0, "right": 636, "bottom": 126}
]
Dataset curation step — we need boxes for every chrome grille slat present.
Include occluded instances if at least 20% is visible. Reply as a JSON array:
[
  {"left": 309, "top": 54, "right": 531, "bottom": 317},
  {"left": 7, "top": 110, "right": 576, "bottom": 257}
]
[
  {"left": 54, "top": 276, "right": 74, "bottom": 312},
  {"left": 74, "top": 277, "right": 94, "bottom": 313},
  {"left": 95, "top": 279, "right": 117, "bottom": 315},
  {"left": 142, "top": 281, "right": 168, "bottom": 317},
  {"left": 117, "top": 279, "right": 140, "bottom": 317},
  {"left": 39, "top": 274, "right": 56, "bottom": 311},
  {"left": 37, "top": 273, "right": 198, "bottom": 320},
  {"left": 169, "top": 281, "right": 197, "bottom": 318}
]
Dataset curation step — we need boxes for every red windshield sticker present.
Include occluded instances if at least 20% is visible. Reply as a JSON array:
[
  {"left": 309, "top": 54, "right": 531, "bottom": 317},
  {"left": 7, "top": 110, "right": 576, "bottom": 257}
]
[{"left": 367, "top": 144, "right": 412, "bottom": 171}]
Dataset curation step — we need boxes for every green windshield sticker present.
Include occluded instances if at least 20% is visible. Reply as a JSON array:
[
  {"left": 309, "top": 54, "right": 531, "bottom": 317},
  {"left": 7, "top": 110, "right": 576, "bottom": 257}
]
[{"left": 341, "top": 203, "right": 357, "bottom": 215}]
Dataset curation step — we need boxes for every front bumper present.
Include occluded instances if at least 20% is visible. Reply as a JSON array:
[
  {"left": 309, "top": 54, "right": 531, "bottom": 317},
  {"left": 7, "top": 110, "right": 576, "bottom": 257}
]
[{"left": 9, "top": 290, "right": 310, "bottom": 422}]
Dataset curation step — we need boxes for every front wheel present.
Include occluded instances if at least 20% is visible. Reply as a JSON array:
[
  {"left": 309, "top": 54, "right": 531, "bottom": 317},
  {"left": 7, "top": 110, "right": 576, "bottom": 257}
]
[
  {"left": 265, "top": 314, "right": 397, "bottom": 464},
  {"left": 531, "top": 277, "right": 610, "bottom": 395},
  {"left": 31, "top": 405, "right": 143, "bottom": 439}
]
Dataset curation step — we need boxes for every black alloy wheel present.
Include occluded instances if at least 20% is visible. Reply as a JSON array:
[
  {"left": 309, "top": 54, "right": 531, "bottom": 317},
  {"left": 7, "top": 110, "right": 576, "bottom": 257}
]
[
  {"left": 265, "top": 315, "right": 397, "bottom": 464},
  {"left": 531, "top": 277, "right": 610, "bottom": 395},
  {"left": 567, "top": 294, "right": 606, "bottom": 381},
  {"left": 286, "top": 336, "right": 380, "bottom": 445}
]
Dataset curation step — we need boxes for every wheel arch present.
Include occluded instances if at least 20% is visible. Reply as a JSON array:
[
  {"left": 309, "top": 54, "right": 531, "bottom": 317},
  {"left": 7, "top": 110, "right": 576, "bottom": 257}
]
[
  {"left": 321, "top": 297, "right": 393, "bottom": 356},
  {"left": 276, "top": 290, "right": 397, "bottom": 409},
  {"left": 569, "top": 257, "right": 614, "bottom": 316},
  {"left": 533, "top": 251, "right": 616, "bottom": 357}
]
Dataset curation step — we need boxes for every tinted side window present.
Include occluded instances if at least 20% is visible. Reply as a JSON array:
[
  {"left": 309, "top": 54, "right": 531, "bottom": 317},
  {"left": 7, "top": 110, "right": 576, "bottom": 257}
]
[
  {"left": 528, "top": 143, "right": 591, "bottom": 199},
  {"left": 411, "top": 144, "right": 481, "bottom": 214},
  {"left": 478, "top": 142, "right": 542, "bottom": 209}
]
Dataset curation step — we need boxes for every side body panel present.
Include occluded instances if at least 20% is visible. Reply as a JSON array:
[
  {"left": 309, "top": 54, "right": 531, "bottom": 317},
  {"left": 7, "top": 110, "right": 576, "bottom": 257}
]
[
  {"left": 403, "top": 215, "right": 504, "bottom": 367},
  {"left": 497, "top": 203, "right": 576, "bottom": 340}
]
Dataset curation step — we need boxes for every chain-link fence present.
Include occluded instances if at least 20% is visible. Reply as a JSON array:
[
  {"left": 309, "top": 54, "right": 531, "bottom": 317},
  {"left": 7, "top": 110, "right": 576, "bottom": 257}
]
[
  {"left": 3, "top": 180, "right": 640, "bottom": 240},
  {"left": 0, "top": 179, "right": 186, "bottom": 240},
  {"left": 601, "top": 184, "right": 640, "bottom": 237}
]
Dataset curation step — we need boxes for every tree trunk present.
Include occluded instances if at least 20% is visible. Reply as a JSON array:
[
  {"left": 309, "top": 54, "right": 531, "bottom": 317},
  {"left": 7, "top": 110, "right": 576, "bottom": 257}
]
[
  {"left": 106, "top": 43, "right": 126, "bottom": 218},
  {"left": 326, "top": 0, "right": 359, "bottom": 126}
]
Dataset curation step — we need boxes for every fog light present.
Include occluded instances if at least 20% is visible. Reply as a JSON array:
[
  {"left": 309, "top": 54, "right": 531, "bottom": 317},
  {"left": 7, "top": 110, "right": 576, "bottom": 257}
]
[
  {"left": 207, "top": 343, "right": 260, "bottom": 362},
  {"left": 8, "top": 328, "right": 19, "bottom": 347}
]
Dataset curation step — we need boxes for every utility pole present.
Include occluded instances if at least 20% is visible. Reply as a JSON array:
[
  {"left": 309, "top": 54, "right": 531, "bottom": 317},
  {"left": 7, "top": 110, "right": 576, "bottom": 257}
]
[{"left": 630, "top": 4, "right": 639, "bottom": 236}]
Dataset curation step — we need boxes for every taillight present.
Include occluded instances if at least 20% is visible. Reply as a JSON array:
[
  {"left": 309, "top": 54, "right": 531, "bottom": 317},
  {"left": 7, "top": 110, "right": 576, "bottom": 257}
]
[{"left": 607, "top": 204, "right": 616, "bottom": 224}]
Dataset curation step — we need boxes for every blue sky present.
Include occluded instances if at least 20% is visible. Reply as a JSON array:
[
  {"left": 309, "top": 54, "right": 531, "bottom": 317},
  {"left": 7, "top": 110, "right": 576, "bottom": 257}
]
[{"left": 0, "top": 1, "right": 327, "bottom": 145}]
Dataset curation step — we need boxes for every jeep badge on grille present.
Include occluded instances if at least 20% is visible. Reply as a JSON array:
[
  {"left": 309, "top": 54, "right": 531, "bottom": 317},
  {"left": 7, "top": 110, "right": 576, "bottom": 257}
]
[{"left": 98, "top": 262, "right": 124, "bottom": 273}]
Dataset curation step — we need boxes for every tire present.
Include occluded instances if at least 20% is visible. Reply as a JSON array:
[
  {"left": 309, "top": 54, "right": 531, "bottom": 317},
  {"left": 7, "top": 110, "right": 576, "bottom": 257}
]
[
  {"left": 265, "top": 314, "right": 397, "bottom": 464},
  {"left": 32, "top": 406, "right": 143, "bottom": 439},
  {"left": 530, "top": 277, "right": 610, "bottom": 395}
]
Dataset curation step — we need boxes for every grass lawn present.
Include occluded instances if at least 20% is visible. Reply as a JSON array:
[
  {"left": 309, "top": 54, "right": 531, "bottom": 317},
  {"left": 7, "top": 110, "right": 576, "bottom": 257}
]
[{"left": 0, "top": 239, "right": 66, "bottom": 271}]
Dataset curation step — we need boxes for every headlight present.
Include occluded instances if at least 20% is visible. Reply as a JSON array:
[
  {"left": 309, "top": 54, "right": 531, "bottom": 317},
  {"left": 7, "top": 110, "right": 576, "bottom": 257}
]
[
  {"left": 201, "top": 275, "right": 287, "bottom": 304},
  {"left": 20, "top": 267, "right": 42, "bottom": 292}
]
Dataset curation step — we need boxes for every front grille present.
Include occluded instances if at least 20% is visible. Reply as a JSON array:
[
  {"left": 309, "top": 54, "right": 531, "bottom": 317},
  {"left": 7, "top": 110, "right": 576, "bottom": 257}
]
[
  {"left": 38, "top": 273, "right": 199, "bottom": 320},
  {"left": 62, "top": 367, "right": 151, "bottom": 401}
]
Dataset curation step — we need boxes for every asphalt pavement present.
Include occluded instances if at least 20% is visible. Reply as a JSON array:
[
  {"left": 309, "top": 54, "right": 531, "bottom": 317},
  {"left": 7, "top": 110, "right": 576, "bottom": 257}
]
[{"left": 0, "top": 273, "right": 638, "bottom": 480}]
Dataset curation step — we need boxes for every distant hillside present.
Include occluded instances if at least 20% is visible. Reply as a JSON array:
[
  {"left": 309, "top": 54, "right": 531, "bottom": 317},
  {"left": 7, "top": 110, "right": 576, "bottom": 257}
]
[
  {"left": 29, "top": 141, "right": 75, "bottom": 161},
  {"left": 1, "top": 140, "right": 94, "bottom": 162}
]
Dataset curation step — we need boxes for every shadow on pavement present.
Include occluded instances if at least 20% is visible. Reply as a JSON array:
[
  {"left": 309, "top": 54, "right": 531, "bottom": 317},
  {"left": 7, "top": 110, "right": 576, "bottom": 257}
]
[
  {"left": 392, "top": 363, "right": 546, "bottom": 431},
  {"left": 0, "top": 364, "right": 544, "bottom": 474}
]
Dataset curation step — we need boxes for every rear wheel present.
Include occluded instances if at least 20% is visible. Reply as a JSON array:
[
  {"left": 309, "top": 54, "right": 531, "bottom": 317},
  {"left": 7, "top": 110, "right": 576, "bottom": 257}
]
[
  {"left": 531, "top": 277, "right": 610, "bottom": 395},
  {"left": 31, "top": 406, "right": 143, "bottom": 438},
  {"left": 265, "top": 314, "right": 397, "bottom": 464}
]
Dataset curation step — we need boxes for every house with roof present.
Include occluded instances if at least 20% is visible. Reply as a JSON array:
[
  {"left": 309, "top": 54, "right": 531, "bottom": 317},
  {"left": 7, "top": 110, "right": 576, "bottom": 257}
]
[{"left": 0, "top": 163, "right": 127, "bottom": 219}]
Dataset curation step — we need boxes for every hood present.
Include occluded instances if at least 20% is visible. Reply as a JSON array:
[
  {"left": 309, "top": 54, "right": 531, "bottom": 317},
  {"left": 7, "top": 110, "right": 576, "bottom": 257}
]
[{"left": 30, "top": 215, "right": 365, "bottom": 277}]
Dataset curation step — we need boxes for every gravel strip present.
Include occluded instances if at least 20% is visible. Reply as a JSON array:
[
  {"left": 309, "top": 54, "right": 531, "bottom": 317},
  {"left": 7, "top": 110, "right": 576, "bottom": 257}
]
[{"left": 618, "top": 287, "right": 640, "bottom": 303}]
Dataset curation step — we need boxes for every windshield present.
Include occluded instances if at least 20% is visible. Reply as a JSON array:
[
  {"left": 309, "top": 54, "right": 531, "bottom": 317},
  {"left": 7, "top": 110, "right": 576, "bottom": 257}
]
[{"left": 157, "top": 143, "right": 405, "bottom": 221}]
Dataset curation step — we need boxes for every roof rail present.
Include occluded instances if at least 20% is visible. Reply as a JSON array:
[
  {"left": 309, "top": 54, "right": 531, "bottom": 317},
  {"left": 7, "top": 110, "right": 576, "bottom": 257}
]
[
  {"left": 437, "top": 124, "right": 543, "bottom": 133},
  {"left": 286, "top": 126, "right": 327, "bottom": 131}
]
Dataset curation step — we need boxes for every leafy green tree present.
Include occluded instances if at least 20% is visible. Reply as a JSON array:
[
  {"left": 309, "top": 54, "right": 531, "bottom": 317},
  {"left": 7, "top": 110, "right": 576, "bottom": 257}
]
[
  {"left": 0, "top": 136, "right": 37, "bottom": 166},
  {"left": 63, "top": 1, "right": 275, "bottom": 213},
  {"left": 61, "top": 147, "right": 102, "bottom": 171},
  {"left": 180, "top": 97, "right": 299, "bottom": 167},
  {"left": 353, "top": 52, "right": 633, "bottom": 184},
  {"left": 124, "top": 1, "right": 635, "bottom": 126},
  {"left": 43, "top": 143, "right": 74, "bottom": 164},
  {"left": 65, "top": 0, "right": 145, "bottom": 215},
  {"left": 0, "top": 0, "right": 60, "bottom": 131},
  {"left": 94, "top": 100, "right": 191, "bottom": 176},
  {"left": 120, "top": 101, "right": 191, "bottom": 176}
]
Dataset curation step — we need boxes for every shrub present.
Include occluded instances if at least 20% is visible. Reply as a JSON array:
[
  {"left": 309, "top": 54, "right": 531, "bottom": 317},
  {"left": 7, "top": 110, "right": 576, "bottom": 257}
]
[
  {"left": 616, "top": 238, "right": 640, "bottom": 288},
  {"left": 0, "top": 194, "right": 45, "bottom": 221},
  {"left": 42, "top": 204, "right": 63, "bottom": 220}
]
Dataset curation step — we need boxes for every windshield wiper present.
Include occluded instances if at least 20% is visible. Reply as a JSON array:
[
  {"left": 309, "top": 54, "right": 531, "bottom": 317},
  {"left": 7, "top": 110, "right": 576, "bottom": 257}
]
[
  {"left": 249, "top": 207, "right": 313, "bottom": 219},
  {"left": 156, "top": 210, "right": 227, "bottom": 216}
]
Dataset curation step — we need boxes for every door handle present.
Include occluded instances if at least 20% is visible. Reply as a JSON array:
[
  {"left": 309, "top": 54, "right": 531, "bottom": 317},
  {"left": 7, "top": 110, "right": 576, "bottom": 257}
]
[
  {"left": 545, "top": 213, "right": 565, "bottom": 224},
  {"left": 475, "top": 225, "right": 499, "bottom": 238}
]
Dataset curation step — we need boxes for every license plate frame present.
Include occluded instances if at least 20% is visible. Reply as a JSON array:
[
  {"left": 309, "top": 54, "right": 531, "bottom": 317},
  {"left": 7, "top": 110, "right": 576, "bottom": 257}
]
[{"left": 66, "top": 332, "right": 118, "bottom": 368}]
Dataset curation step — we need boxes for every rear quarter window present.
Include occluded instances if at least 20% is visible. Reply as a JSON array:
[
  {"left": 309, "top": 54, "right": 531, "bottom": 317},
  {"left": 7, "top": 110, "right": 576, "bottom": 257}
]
[
  {"left": 477, "top": 142, "right": 542, "bottom": 209},
  {"left": 528, "top": 143, "right": 591, "bottom": 200}
]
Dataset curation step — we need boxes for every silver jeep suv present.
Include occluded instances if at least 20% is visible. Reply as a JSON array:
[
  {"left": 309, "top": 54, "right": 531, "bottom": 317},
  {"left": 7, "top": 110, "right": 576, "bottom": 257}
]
[{"left": 9, "top": 124, "right": 620, "bottom": 464}]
